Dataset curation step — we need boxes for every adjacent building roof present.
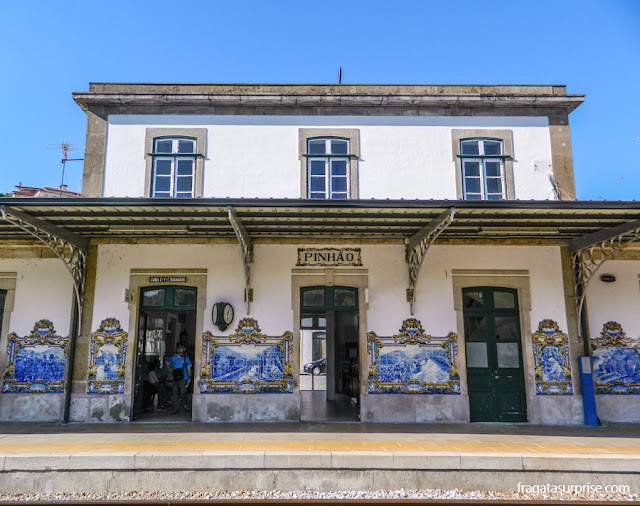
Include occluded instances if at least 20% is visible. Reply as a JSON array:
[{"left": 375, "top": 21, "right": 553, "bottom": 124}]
[{"left": 12, "top": 185, "right": 81, "bottom": 198}]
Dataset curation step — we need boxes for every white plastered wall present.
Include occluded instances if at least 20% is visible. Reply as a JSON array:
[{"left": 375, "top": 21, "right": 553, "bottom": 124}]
[
  {"left": 359, "top": 244, "right": 579, "bottom": 424},
  {"left": 367, "top": 245, "right": 567, "bottom": 335},
  {"left": 0, "top": 258, "right": 73, "bottom": 336},
  {"left": 91, "top": 244, "right": 291, "bottom": 336},
  {"left": 103, "top": 115, "right": 554, "bottom": 200},
  {"left": 585, "top": 259, "right": 640, "bottom": 422},
  {"left": 586, "top": 260, "right": 640, "bottom": 339},
  {"left": 0, "top": 258, "right": 74, "bottom": 422},
  {"left": 83, "top": 242, "right": 580, "bottom": 424},
  {"left": 89, "top": 243, "right": 298, "bottom": 422}
]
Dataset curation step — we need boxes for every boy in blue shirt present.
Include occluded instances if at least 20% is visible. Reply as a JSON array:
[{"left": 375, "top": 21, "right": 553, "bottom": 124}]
[{"left": 168, "top": 345, "right": 192, "bottom": 414}]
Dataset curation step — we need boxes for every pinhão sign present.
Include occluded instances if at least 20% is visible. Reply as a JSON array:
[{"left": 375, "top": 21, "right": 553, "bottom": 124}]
[{"left": 296, "top": 248, "right": 362, "bottom": 267}]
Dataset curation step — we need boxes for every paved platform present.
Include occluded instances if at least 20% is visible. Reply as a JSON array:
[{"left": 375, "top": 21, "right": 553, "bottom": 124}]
[{"left": 1, "top": 423, "right": 639, "bottom": 495}]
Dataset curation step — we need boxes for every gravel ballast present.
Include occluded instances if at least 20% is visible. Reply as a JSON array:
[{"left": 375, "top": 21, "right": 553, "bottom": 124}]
[{"left": 0, "top": 489, "right": 638, "bottom": 502}]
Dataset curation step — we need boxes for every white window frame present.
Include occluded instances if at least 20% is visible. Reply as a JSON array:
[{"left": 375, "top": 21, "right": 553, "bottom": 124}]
[
  {"left": 151, "top": 138, "right": 197, "bottom": 198},
  {"left": 460, "top": 138, "right": 507, "bottom": 201},
  {"left": 306, "top": 138, "right": 351, "bottom": 200}
]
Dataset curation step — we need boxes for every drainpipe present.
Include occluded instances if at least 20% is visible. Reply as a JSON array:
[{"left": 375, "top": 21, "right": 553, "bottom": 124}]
[{"left": 62, "top": 298, "right": 80, "bottom": 424}]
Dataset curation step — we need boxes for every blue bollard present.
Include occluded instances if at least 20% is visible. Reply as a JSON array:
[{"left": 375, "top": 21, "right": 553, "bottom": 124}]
[{"left": 579, "top": 356, "right": 599, "bottom": 426}]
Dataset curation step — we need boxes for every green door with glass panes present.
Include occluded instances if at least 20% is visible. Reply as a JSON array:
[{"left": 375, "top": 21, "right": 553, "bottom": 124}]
[{"left": 463, "top": 287, "right": 527, "bottom": 422}]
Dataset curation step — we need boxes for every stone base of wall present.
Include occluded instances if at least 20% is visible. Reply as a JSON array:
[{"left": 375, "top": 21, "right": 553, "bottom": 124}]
[
  {"left": 69, "top": 394, "right": 130, "bottom": 423},
  {"left": 360, "top": 394, "right": 470, "bottom": 423},
  {"left": 193, "top": 393, "right": 300, "bottom": 422},
  {"left": 0, "top": 393, "right": 65, "bottom": 422},
  {"left": 527, "top": 394, "right": 583, "bottom": 425},
  {"left": 596, "top": 396, "right": 640, "bottom": 423}
]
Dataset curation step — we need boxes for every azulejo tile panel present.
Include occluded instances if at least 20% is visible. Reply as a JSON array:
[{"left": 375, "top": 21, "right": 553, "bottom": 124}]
[
  {"left": 87, "top": 318, "right": 128, "bottom": 395},
  {"left": 3, "top": 320, "right": 69, "bottom": 393},
  {"left": 532, "top": 319, "right": 573, "bottom": 395},
  {"left": 201, "top": 318, "right": 293, "bottom": 394},
  {"left": 591, "top": 321, "right": 640, "bottom": 395},
  {"left": 367, "top": 318, "right": 460, "bottom": 394}
]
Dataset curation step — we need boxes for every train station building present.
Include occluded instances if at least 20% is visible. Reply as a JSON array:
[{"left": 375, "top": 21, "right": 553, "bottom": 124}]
[{"left": 1, "top": 83, "right": 639, "bottom": 425}]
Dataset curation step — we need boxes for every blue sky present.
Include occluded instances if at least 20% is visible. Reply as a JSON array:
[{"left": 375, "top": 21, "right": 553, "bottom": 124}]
[{"left": 0, "top": 0, "right": 638, "bottom": 200}]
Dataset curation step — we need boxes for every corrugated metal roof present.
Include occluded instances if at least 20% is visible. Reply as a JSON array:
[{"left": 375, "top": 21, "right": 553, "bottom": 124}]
[{"left": 1, "top": 198, "right": 640, "bottom": 242}]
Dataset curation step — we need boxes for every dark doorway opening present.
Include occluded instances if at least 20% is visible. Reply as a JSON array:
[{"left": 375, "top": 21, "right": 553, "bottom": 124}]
[
  {"left": 463, "top": 286, "right": 527, "bottom": 422},
  {"left": 133, "top": 285, "right": 197, "bottom": 422},
  {"left": 300, "top": 286, "right": 360, "bottom": 422},
  {"left": 0, "top": 289, "right": 6, "bottom": 334}
]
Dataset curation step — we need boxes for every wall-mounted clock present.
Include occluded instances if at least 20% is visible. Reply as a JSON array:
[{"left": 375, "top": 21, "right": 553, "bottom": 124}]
[{"left": 212, "top": 302, "right": 234, "bottom": 331}]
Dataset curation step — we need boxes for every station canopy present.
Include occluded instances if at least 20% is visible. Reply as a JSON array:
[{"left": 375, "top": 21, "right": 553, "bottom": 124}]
[{"left": 1, "top": 198, "right": 640, "bottom": 244}]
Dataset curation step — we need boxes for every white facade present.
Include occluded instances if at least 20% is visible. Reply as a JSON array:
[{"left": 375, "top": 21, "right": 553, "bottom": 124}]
[{"left": 104, "top": 115, "right": 555, "bottom": 200}]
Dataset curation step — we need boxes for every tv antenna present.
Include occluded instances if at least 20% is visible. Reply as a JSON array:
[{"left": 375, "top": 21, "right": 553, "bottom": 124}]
[{"left": 46, "top": 141, "right": 84, "bottom": 196}]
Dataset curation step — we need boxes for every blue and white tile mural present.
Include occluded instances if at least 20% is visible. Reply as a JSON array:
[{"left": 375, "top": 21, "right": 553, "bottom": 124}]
[
  {"left": 3, "top": 320, "right": 69, "bottom": 393},
  {"left": 367, "top": 319, "right": 460, "bottom": 394},
  {"left": 532, "top": 319, "right": 573, "bottom": 395},
  {"left": 87, "top": 318, "right": 128, "bottom": 395},
  {"left": 201, "top": 318, "right": 293, "bottom": 394},
  {"left": 591, "top": 321, "right": 640, "bottom": 395}
]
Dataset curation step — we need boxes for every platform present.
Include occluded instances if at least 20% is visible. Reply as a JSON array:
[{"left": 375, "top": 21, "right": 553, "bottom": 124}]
[{"left": 1, "top": 422, "right": 639, "bottom": 497}]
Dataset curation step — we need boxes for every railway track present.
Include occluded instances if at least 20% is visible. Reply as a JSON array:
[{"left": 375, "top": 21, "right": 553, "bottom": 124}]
[{"left": 0, "top": 499, "right": 636, "bottom": 505}]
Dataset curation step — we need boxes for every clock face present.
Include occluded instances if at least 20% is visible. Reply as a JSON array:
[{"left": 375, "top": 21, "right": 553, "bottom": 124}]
[
  {"left": 223, "top": 304, "right": 234, "bottom": 324},
  {"left": 212, "top": 304, "right": 219, "bottom": 324}
]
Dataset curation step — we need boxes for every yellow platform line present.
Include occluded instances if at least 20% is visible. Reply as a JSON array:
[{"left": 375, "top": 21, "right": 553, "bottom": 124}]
[{"left": 1, "top": 441, "right": 640, "bottom": 455}]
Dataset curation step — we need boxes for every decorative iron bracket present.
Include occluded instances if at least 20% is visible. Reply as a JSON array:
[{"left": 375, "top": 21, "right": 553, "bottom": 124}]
[
  {"left": 570, "top": 219, "right": 640, "bottom": 335},
  {"left": 0, "top": 205, "right": 88, "bottom": 328},
  {"left": 227, "top": 206, "right": 253, "bottom": 315},
  {"left": 405, "top": 208, "right": 455, "bottom": 315}
]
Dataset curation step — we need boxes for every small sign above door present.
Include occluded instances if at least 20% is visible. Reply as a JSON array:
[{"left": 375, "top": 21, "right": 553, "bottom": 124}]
[
  {"left": 149, "top": 276, "right": 187, "bottom": 283},
  {"left": 296, "top": 248, "right": 362, "bottom": 267}
]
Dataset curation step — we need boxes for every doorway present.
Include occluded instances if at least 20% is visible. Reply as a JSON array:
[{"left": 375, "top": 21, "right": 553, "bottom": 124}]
[
  {"left": 133, "top": 285, "right": 197, "bottom": 421},
  {"left": 463, "top": 287, "right": 527, "bottom": 422},
  {"left": 300, "top": 286, "right": 360, "bottom": 422}
]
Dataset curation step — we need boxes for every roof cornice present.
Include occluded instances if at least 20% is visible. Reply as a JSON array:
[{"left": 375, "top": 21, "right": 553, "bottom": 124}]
[{"left": 72, "top": 84, "right": 584, "bottom": 116}]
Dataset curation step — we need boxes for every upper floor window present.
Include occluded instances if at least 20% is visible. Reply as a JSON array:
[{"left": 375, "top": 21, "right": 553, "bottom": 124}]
[
  {"left": 298, "top": 130, "right": 359, "bottom": 200},
  {"left": 306, "top": 137, "right": 352, "bottom": 199},
  {"left": 460, "top": 138, "right": 506, "bottom": 201},
  {"left": 452, "top": 130, "right": 514, "bottom": 201},
  {"left": 151, "top": 137, "right": 197, "bottom": 198}
]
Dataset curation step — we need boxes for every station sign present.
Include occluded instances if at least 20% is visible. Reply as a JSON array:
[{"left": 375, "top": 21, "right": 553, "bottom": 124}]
[
  {"left": 296, "top": 248, "right": 362, "bottom": 267},
  {"left": 148, "top": 276, "right": 187, "bottom": 283}
]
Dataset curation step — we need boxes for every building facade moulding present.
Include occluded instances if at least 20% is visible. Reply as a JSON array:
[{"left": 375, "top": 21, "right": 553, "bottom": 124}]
[{"left": 73, "top": 84, "right": 584, "bottom": 118}]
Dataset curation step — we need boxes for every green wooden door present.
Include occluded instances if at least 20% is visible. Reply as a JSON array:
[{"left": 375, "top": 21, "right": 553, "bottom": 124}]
[{"left": 464, "top": 287, "right": 527, "bottom": 422}]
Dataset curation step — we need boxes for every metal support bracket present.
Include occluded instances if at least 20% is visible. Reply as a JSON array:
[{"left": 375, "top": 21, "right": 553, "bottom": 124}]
[
  {"left": 1, "top": 205, "right": 88, "bottom": 328},
  {"left": 570, "top": 220, "right": 640, "bottom": 337},
  {"left": 227, "top": 206, "right": 253, "bottom": 315},
  {"left": 405, "top": 207, "right": 455, "bottom": 315}
]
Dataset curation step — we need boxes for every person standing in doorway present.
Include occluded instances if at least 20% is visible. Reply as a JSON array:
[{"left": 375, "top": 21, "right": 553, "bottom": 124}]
[{"left": 168, "top": 344, "right": 192, "bottom": 414}]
